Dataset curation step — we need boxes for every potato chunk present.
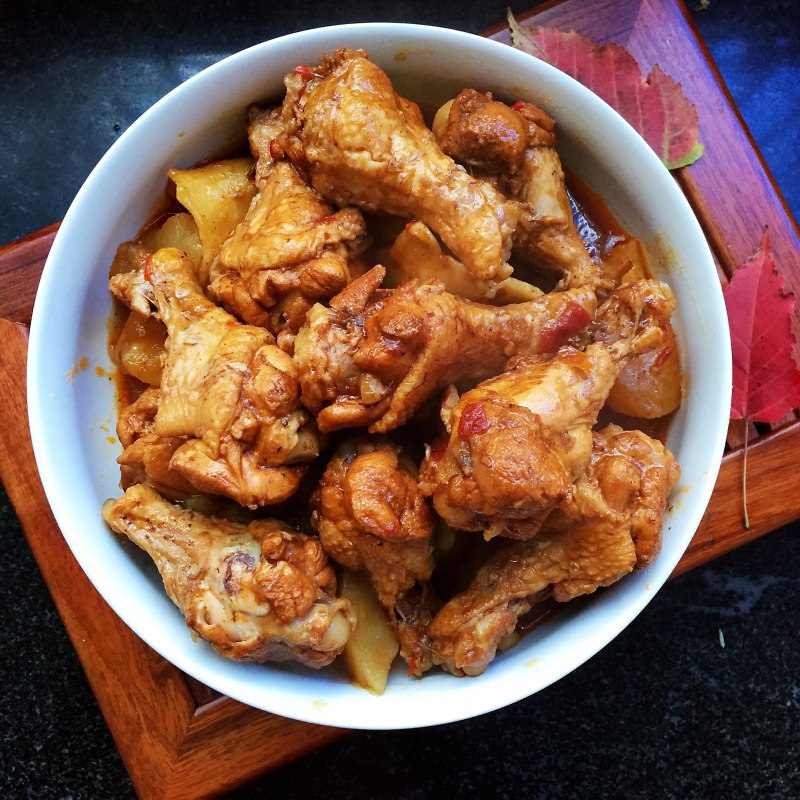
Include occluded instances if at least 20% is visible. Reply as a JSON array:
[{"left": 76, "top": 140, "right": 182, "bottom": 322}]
[
  {"left": 607, "top": 323, "right": 682, "bottom": 418},
  {"left": 168, "top": 158, "right": 257, "bottom": 284},
  {"left": 340, "top": 569, "right": 399, "bottom": 694},
  {"left": 142, "top": 212, "right": 203, "bottom": 270},
  {"left": 115, "top": 309, "right": 167, "bottom": 385}
]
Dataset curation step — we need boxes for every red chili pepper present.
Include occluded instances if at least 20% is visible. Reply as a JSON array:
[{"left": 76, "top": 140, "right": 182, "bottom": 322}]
[
  {"left": 404, "top": 219, "right": 417, "bottom": 231},
  {"left": 293, "top": 64, "right": 313, "bottom": 80},
  {"left": 407, "top": 655, "right": 419, "bottom": 677},
  {"left": 269, "top": 138, "right": 282, "bottom": 161},
  {"left": 458, "top": 402, "right": 490, "bottom": 438},
  {"left": 318, "top": 215, "right": 336, "bottom": 225},
  {"left": 512, "top": 100, "right": 527, "bottom": 111},
  {"left": 653, "top": 345, "right": 673, "bottom": 368},
  {"left": 538, "top": 302, "right": 592, "bottom": 352}
]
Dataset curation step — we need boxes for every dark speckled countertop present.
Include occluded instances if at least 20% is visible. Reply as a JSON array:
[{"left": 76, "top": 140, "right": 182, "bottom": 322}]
[{"left": 1, "top": 1, "right": 798, "bottom": 797}]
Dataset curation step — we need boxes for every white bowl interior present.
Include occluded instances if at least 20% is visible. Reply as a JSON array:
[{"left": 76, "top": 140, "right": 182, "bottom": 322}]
[{"left": 28, "top": 23, "right": 730, "bottom": 729}]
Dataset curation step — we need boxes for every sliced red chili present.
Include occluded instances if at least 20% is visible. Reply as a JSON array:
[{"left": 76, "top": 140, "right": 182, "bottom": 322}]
[
  {"left": 653, "top": 345, "right": 673, "bottom": 368},
  {"left": 293, "top": 64, "right": 313, "bottom": 80},
  {"left": 268, "top": 138, "right": 282, "bottom": 160},
  {"left": 538, "top": 301, "right": 592, "bottom": 352},
  {"left": 458, "top": 402, "right": 490, "bottom": 438}
]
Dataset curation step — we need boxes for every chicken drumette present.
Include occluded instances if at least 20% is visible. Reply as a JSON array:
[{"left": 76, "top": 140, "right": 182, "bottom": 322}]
[
  {"left": 208, "top": 106, "right": 368, "bottom": 348},
  {"left": 436, "top": 89, "right": 603, "bottom": 290},
  {"left": 147, "top": 247, "right": 318, "bottom": 508},
  {"left": 115, "top": 387, "right": 195, "bottom": 498},
  {"left": 419, "top": 279, "right": 675, "bottom": 539},
  {"left": 311, "top": 438, "right": 437, "bottom": 673},
  {"left": 427, "top": 423, "right": 680, "bottom": 676},
  {"left": 294, "top": 265, "right": 597, "bottom": 433},
  {"left": 280, "top": 49, "right": 520, "bottom": 283},
  {"left": 103, "top": 484, "right": 354, "bottom": 667}
]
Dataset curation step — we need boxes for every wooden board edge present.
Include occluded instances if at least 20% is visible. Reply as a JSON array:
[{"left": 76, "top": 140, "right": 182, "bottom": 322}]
[
  {"left": 0, "top": 318, "right": 198, "bottom": 798},
  {"left": 3, "top": 1, "right": 800, "bottom": 795},
  {"left": 672, "top": 419, "right": 800, "bottom": 577},
  {"left": 160, "top": 702, "right": 347, "bottom": 800}
]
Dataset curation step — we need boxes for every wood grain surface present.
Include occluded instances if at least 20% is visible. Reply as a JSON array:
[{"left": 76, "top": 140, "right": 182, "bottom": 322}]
[{"left": 2, "top": 0, "right": 799, "bottom": 797}]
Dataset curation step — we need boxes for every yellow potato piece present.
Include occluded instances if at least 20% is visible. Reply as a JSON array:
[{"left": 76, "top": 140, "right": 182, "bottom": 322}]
[
  {"left": 607, "top": 323, "right": 682, "bottom": 419},
  {"left": 603, "top": 238, "right": 650, "bottom": 285},
  {"left": 115, "top": 309, "right": 167, "bottom": 386},
  {"left": 340, "top": 570, "right": 399, "bottom": 695},
  {"left": 142, "top": 212, "right": 203, "bottom": 271},
  {"left": 109, "top": 239, "right": 150, "bottom": 278},
  {"left": 431, "top": 98, "right": 454, "bottom": 141},
  {"left": 168, "top": 158, "right": 256, "bottom": 284}
]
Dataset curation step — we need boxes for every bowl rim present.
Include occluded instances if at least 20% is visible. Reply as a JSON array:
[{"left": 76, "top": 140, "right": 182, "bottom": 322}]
[{"left": 27, "top": 21, "right": 731, "bottom": 729}]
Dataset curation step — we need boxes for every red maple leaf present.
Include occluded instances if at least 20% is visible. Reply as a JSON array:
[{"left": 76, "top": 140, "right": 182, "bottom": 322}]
[
  {"left": 508, "top": 13, "right": 704, "bottom": 170},
  {"left": 725, "top": 228, "right": 800, "bottom": 423}
]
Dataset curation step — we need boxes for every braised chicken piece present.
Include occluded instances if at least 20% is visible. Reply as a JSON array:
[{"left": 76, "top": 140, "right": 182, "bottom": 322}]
[
  {"left": 147, "top": 246, "right": 318, "bottom": 508},
  {"left": 281, "top": 49, "right": 520, "bottom": 282},
  {"left": 420, "top": 279, "right": 675, "bottom": 539},
  {"left": 109, "top": 261, "right": 157, "bottom": 318},
  {"left": 435, "top": 90, "right": 603, "bottom": 289},
  {"left": 311, "top": 437, "right": 436, "bottom": 672},
  {"left": 427, "top": 423, "right": 679, "bottom": 676},
  {"left": 115, "top": 387, "right": 195, "bottom": 497},
  {"left": 209, "top": 106, "right": 368, "bottom": 349},
  {"left": 103, "top": 484, "right": 354, "bottom": 667},
  {"left": 294, "top": 265, "right": 597, "bottom": 433}
]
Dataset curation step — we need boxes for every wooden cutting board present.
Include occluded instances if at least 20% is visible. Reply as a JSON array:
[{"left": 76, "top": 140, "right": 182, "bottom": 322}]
[{"left": 2, "top": 0, "right": 799, "bottom": 797}]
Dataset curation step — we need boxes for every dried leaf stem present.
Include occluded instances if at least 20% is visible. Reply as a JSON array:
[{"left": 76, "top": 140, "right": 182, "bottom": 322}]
[{"left": 742, "top": 418, "right": 750, "bottom": 529}]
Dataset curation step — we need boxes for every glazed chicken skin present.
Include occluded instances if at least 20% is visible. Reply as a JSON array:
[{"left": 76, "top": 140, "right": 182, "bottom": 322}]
[
  {"left": 115, "top": 387, "right": 195, "bottom": 497},
  {"left": 436, "top": 89, "right": 603, "bottom": 290},
  {"left": 426, "top": 424, "right": 680, "bottom": 676},
  {"left": 281, "top": 49, "right": 520, "bottom": 282},
  {"left": 103, "top": 484, "right": 354, "bottom": 667},
  {"left": 147, "top": 247, "right": 318, "bottom": 508},
  {"left": 420, "top": 279, "right": 675, "bottom": 540},
  {"left": 109, "top": 259, "right": 157, "bottom": 318},
  {"left": 209, "top": 106, "right": 368, "bottom": 348},
  {"left": 311, "top": 437, "right": 436, "bottom": 671},
  {"left": 294, "top": 264, "right": 597, "bottom": 433}
]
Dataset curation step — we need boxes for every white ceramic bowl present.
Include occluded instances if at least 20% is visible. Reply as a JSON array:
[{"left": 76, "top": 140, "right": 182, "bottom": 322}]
[{"left": 28, "top": 23, "right": 731, "bottom": 730}]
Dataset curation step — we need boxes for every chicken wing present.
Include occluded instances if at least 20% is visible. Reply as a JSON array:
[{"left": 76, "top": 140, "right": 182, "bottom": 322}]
[
  {"left": 109, "top": 259, "right": 157, "bottom": 318},
  {"left": 147, "top": 247, "right": 318, "bottom": 508},
  {"left": 293, "top": 265, "right": 597, "bottom": 433},
  {"left": 311, "top": 437, "right": 437, "bottom": 674},
  {"left": 103, "top": 484, "right": 354, "bottom": 667},
  {"left": 436, "top": 90, "right": 602, "bottom": 289},
  {"left": 281, "top": 49, "right": 520, "bottom": 282},
  {"left": 209, "top": 106, "right": 368, "bottom": 347},
  {"left": 420, "top": 279, "right": 675, "bottom": 539},
  {"left": 115, "top": 387, "right": 195, "bottom": 497},
  {"left": 427, "top": 423, "right": 679, "bottom": 675}
]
